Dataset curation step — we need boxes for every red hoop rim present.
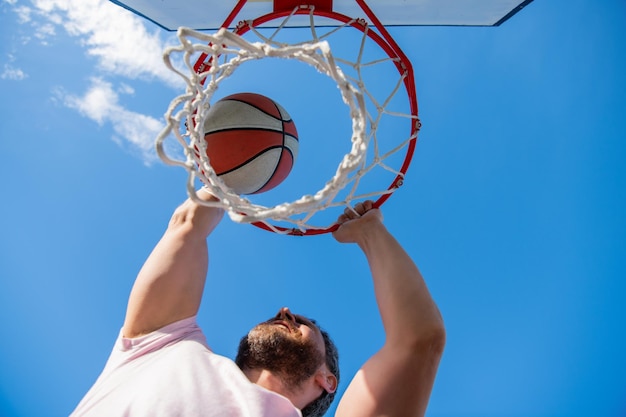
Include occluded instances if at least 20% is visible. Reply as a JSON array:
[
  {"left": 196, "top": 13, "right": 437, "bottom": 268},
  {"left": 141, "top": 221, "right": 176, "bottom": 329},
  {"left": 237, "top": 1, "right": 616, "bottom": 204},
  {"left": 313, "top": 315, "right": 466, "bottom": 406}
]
[{"left": 194, "top": 1, "right": 418, "bottom": 236}]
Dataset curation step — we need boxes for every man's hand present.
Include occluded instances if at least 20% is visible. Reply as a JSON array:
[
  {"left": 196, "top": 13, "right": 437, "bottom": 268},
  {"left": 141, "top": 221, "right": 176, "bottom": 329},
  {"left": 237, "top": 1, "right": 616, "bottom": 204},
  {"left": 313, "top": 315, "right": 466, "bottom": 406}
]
[{"left": 332, "top": 200, "right": 383, "bottom": 244}]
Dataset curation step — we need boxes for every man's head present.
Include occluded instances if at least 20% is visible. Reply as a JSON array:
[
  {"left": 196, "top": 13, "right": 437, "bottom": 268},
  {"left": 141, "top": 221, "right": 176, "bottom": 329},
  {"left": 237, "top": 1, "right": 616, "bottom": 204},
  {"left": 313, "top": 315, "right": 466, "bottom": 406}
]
[{"left": 235, "top": 307, "right": 340, "bottom": 417}]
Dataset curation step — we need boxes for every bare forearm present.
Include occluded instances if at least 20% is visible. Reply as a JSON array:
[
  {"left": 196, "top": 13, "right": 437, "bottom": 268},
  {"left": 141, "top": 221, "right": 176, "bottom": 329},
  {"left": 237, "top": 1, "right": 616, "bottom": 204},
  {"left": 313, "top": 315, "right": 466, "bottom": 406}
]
[
  {"left": 123, "top": 193, "right": 223, "bottom": 337},
  {"left": 358, "top": 222, "right": 444, "bottom": 347}
]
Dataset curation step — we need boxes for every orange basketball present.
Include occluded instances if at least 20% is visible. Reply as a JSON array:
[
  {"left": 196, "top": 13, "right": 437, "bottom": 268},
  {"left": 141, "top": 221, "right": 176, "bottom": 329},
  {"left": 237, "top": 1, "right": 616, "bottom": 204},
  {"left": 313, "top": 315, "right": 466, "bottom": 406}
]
[{"left": 203, "top": 92, "right": 299, "bottom": 195}]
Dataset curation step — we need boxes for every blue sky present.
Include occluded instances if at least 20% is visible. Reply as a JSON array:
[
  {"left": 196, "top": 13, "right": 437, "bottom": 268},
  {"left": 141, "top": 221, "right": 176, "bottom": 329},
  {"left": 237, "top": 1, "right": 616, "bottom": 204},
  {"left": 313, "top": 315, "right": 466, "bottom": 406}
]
[{"left": 1, "top": 1, "right": 625, "bottom": 416}]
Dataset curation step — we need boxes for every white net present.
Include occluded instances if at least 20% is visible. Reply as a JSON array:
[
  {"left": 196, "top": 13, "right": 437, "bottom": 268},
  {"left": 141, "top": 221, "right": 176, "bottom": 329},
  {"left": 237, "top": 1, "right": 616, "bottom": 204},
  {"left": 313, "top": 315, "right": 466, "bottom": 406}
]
[{"left": 156, "top": 6, "right": 420, "bottom": 235}]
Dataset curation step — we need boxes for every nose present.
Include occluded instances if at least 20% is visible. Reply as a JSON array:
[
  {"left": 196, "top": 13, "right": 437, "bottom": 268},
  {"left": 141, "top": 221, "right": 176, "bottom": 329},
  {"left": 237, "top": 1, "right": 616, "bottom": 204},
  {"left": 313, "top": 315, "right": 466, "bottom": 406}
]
[{"left": 276, "top": 307, "right": 296, "bottom": 324}]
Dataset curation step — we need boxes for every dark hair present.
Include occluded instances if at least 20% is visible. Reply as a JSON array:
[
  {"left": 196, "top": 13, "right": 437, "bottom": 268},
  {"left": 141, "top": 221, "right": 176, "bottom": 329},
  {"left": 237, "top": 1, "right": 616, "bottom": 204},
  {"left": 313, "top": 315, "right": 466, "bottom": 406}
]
[{"left": 301, "top": 322, "right": 340, "bottom": 417}]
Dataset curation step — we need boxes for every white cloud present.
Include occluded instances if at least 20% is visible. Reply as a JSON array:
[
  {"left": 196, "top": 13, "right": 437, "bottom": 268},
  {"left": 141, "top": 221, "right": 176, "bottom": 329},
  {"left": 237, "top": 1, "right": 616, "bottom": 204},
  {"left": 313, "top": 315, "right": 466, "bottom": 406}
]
[
  {"left": 33, "top": 22, "right": 56, "bottom": 42},
  {"left": 13, "top": 5, "right": 32, "bottom": 23},
  {"left": 6, "top": 0, "right": 192, "bottom": 165},
  {"left": 117, "top": 83, "right": 135, "bottom": 96},
  {"left": 59, "top": 78, "right": 163, "bottom": 164},
  {"left": 27, "top": 0, "right": 181, "bottom": 87},
  {"left": 1, "top": 64, "right": 28, "bottom": 80}
]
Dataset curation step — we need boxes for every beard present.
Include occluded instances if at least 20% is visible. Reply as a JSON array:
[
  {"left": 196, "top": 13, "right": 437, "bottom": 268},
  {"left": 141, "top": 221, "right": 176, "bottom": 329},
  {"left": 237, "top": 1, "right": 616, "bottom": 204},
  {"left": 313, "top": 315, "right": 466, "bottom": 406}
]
[{"left": 235, "top": 322, "right": 324, "bottom": 389}]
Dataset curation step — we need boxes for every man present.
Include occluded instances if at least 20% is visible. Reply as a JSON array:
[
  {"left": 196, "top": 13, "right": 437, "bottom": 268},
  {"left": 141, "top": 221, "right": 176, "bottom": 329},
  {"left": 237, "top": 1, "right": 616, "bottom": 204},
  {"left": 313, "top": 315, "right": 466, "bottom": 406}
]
[{"left": 72, "top": 190, "right": 445, "bottom": 416}]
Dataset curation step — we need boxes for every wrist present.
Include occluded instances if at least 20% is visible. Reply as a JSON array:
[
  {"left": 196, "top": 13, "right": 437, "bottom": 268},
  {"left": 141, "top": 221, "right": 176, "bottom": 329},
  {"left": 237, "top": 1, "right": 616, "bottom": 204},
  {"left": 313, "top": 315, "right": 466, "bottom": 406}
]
[{"left": 355, "top": 219, "right": 388, "bottom": 251}]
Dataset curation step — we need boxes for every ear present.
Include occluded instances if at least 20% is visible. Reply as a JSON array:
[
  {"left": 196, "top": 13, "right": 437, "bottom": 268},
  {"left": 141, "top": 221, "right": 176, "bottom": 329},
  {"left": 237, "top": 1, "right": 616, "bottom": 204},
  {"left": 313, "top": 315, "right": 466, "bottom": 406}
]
[{"left": 315, "top": 369, "right": 338, "bottom": 394}]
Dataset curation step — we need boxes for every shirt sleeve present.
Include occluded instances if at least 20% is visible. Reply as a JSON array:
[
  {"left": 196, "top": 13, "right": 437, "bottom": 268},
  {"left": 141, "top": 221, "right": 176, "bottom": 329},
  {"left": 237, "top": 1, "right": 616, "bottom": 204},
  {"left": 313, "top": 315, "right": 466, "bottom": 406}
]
[{"left": 102, "top": 316, "right": 208, "bottom": 371}]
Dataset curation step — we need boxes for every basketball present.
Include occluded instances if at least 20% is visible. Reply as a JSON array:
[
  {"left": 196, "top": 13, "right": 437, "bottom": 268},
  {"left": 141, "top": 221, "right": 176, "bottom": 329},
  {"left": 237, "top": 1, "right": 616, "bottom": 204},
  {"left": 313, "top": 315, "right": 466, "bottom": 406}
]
[{"left": 202, "top": 92, "right": 298, "bottom": 195}]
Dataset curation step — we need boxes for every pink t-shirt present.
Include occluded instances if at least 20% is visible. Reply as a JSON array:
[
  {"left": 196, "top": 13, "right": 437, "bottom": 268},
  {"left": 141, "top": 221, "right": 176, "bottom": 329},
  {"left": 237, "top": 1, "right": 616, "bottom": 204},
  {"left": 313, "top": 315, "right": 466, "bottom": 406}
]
[{"left": 71, "top": 316, "right": 302, "bottom": 417}]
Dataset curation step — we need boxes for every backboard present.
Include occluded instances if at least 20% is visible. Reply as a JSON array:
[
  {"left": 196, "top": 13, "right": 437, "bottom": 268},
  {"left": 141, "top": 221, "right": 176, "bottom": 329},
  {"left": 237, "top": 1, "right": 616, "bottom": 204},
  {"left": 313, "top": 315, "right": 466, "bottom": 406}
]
[{"left": 109, "top": 0, "right": 534, "bottom": 32}]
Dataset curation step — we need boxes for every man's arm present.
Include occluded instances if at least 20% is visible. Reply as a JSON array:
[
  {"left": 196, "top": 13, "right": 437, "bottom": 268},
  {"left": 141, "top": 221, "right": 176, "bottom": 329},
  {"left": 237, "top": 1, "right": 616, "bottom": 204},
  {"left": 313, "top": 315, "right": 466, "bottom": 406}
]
[
  {"left": 122, "top": 191, "right": 224, "bottom": 338},
  {"left": 334, "top": 201, "right": 445, "bottom": 417}
]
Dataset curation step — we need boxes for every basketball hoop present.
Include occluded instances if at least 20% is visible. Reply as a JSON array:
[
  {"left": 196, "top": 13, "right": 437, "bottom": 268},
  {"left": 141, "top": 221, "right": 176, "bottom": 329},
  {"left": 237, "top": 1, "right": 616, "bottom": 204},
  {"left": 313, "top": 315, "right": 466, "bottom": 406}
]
[{"left": 156, "top": 1, "right": 420, "bottom": 235}]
